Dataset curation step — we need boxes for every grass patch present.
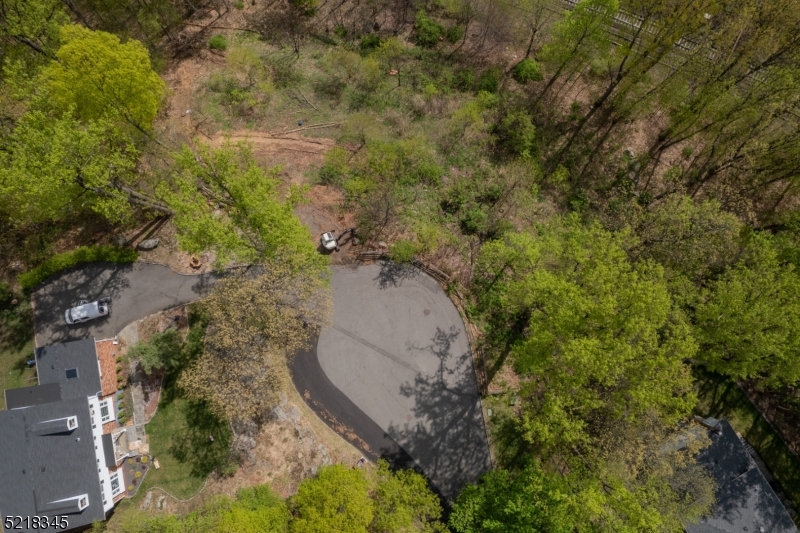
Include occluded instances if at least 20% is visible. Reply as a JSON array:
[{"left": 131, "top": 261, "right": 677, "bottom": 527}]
[
  {"left": 19, "top": 245, "right": 138, "bottom": 290},
  {"left": 136, "top": 397, "right": 231, "bottom": 499},
  {"left": 693, "top": 366, "right": 800, "bottom": 508},
  {"left": 0, "top": 296, "right": 36, "bottom": 409}
]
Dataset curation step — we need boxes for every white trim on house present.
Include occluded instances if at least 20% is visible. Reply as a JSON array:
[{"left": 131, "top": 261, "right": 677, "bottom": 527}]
[
  {"left": 89, "top": 396, "right": 115, "bottom": 513},
  {"left": 49, "top": 494, "right": 90, "bottom": 511},
  {"left": 99, "top": 399, "right": 113, "bottom": 423},
  {"left": 109, "top": 471, "right": 123, "bottom": 498}
]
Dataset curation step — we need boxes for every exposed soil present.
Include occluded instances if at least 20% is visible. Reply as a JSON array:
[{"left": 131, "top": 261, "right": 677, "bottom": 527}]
[{"left": 208, "top": 130, "right": 335, "bottom": 186}]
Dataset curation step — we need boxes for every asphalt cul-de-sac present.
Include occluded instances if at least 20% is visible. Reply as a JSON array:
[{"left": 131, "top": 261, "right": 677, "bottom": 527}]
[{"left": 291, "top": 262, "right": 492, "bottom": 500}]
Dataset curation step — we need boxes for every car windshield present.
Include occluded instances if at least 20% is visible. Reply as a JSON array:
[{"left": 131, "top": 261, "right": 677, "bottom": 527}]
[{"left": 67, "top": 309, "right": 73, "bottom": 321}]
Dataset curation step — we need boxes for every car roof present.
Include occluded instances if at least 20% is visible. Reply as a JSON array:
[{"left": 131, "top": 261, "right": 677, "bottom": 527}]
[{"left": 71, "top": 301, "right": 102, "bottom": 320}]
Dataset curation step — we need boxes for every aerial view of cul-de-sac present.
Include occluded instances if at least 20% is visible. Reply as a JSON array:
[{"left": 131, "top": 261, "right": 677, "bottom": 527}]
[{"left": 1, "top": 1, "right": 800, "bottom": 532}]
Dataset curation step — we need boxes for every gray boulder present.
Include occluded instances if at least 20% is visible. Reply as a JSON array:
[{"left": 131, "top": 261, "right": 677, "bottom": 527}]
[{"left": 137, "top": 238, "right": 160, "bottom": 251}]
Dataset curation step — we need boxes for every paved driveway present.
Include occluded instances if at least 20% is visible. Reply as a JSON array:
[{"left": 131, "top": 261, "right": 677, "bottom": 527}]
[
  {"left": 291, "top": 262, "right": 492, "bottom": 500},
  {"left": 32, "top": 262, "right": 222, "bottom": 346}
]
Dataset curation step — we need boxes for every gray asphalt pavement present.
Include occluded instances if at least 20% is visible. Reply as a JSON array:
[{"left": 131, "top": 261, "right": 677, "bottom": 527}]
[
  {"left": 311, "top": 262, "right": 492, "bottom": 500},
  {"left": 32, "top": 262, "right": 222, "bottom": 346}
]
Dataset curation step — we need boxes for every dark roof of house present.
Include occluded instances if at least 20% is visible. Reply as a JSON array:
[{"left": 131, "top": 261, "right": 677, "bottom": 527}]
[
  {"left": 0, "top": 398, "right": 105, "bottom": 531},
  {"left": 685, "top": 418, "right": 799, "bottom": 533},
  {"left": 5, "top": 382, "right": 61, "bottom": 409},
  {"left": 35, "top": 339, "right": 102, "bottom": 400}
]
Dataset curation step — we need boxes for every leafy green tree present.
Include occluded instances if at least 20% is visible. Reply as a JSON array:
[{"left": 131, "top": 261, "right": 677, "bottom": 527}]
[
  {"left": 512, "top": 59, "right": 542, "bottom": 84},
  {"left": 290, "top": 465, "right": 374, "bottom": 533},
  {"left": 370, "top": 461, "right": 446, "bottom": 533},
  {"left": 449, "top": 462, "right": 576, "bottom": 533},
  {"left": 627, "top": 195, "right": 743, "bottom": 281},
  {"left": 475, "top": 220, "right": 696, "bottom": 451},
  {"left": 0, "top": 0, "right": 66, "bottom": 66},
  {"left": 0, "top": 111, "right": 167, "bottom": 225},
  {"left": 217, "top": 485, "right": 291, "bottom": 533},
  {"left": 494, "top": 110, "right": 537, "bottom": 158},
  {"left": 127, "top": 329, "right": 182, "bottom": 374},
  {"left": 694, "top": 233, "right": 800, "bottom": 387},
  {"left": 472, "top": 219, "right": 716, "bottom": 532},
  {"left": 38, "top": 25, "right": 165, "bottom": 130},
  {"left": 159, "top": 142, "right": 325, "bottom": 271},
  {"left": 414, "top": 10, "right": 444, "bottom": 48}
]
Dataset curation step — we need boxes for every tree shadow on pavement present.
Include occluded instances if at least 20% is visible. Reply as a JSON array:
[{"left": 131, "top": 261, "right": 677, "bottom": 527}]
[
  {"left": 387, "top": 326, "right": 492, "bottom": 501},
  {"left": 32, "top": 262, "right": 133, "bottom": 344},
  {"left": 373, "top": 260, "right": 421, "bottom": 290}
]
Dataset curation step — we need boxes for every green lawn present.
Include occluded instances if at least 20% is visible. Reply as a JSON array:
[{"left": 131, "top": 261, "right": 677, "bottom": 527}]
[
  {"left": 135, "top": 396, "right": 231, "bottom": 500},
  {"left": 0, "top": 298, "right": 36, "bottom": 409},
  {"left": 693, "top": 366, "right": 800, "bottom": 508}
]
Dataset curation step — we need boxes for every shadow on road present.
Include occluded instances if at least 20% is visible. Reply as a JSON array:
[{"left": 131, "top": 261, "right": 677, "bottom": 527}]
[
  {"left": 32, "top": 262, "right": 224, "bottom": 346},
  {"left": 373, "top": 261, "right": 421, "bottom": 290},
  {"left": 33, "top": 263, "right": 134, "bottom": 344},
  {"left": 387, "top": 326, "right": 492, "bottom": 500}
]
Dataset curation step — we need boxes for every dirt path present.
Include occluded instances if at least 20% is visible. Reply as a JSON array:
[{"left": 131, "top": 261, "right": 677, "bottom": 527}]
[{"left": 208, "top": 130, "right": 335, "bottom": 156}]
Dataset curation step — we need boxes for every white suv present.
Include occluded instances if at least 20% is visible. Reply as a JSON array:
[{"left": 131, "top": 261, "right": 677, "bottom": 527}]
[{"left": 65, "top": 298, "right": 110, "bottom": 324}]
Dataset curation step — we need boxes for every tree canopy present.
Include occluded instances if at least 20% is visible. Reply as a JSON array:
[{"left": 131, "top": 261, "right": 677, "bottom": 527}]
[
  {"left": 449, "top": 461, "right": 576, "bottom": 533},
  {"left": 179, "top": 260, "right": 332, "bottom": 422},
  {"left": 37, "top": 25, "right": 165, "bottom": 129},
  {"left": 471, "top": 219, "right": 711, "bottom": 531},
  {"left": 694, "top": 234, "right": 800, "bottom": 387},
  {"left": 476, "top": 220, "right": 696, "bottom": 451},
  {"left": 160, "top": 142, "right": 325, "bottom": 272},
  {"left": 127, "top": 329, "right": 182, "bottom": 374},
  {"left": 0, "top": 111, "right": 143, "bottom": 225}
]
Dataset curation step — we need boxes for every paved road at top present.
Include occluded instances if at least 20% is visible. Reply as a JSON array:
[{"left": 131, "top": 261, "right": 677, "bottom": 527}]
[
  {"left": 32, "top": 262, "right": 222, "bottom": 346},
  {"left": 291, "top": 262, "right": 492, "bottom": 500}
]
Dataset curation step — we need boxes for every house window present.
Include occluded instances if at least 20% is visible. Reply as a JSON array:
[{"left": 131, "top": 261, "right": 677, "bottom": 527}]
[
  {"left": 99, "top": 400, "right": 112, "bottom": 423},
  {"left": 110, "top": 473, "right": 121, "bottom": 496},
  {"left": 65, "top": 368, "right": 79, "bottom": 380}
]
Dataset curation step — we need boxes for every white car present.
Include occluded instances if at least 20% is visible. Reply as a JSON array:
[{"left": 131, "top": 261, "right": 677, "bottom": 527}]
[
  {"left": 65, "top": 298, "right": 110, "bottom": 324},
  {"left": 320, "top": 232, "right": 338, "bottom": 251}
]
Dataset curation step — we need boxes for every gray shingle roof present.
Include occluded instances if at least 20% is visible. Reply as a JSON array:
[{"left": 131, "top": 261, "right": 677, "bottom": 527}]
[
  {"left": 686, "top": 419, "right": 799, "bottom": 533},
  {"left": 5, "top": 383, "right": 61, "bottom": 409},
  {"left": 35, "top": 339, "right": 102, "bottom": 400},
  {"left": 0, "top": 398, "right": 106, "bottom": 532}
]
